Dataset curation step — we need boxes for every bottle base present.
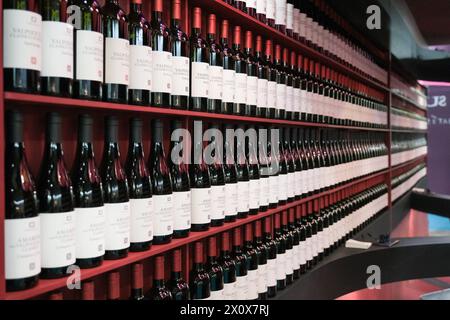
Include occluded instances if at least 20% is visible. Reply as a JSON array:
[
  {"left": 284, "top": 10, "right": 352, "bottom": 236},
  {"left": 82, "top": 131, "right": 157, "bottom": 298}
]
[
  {"left": 40, "top": 265, "right": 72, "bottom": 279},
  {"left": 267, "top": 286, "right": 277, "bottom": 298},
  {"left": 130, "top": 241, "right": 152, "bottom": 252},
  {"left": 6, "top": 275, "right": 39, "bottom": 292},
  {"left": 173, "top": 229, "right": 190, "bottom": 239},
  {"left": 191, "top": 223, "right": 210, "bottom": 232},
  {"left": 104, "top": 249, "right": 129, "bottom": 260},
  {"left": 76, "top": 256, "right": 104, "bottom": 269},
  {"left": 153, "top": 235, "right": 173, "bottom": 245}
]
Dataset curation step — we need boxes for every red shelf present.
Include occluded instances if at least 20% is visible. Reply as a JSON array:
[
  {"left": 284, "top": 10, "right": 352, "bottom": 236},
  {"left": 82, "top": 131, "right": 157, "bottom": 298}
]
[
  {"left": 4, "top": 168, "right": 389, "bottom": 300},
  {"left": 391, "top": 155, "right": 427, "bottom": 173},
  {"left": 4, "top": 92, "right": 390, "bottom": 132},
  {"left": 192, "top": 0, "right": 390, "bottom": 93}
]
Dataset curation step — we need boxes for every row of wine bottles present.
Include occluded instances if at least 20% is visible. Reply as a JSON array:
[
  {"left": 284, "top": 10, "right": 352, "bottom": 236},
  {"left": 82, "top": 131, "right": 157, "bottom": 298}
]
[
  {"left": 391, "top": 134, "right": 427, "bottom": 167},
  {"left": 5, "top": 110, "right": 389, "bottom": 292},
  {"left": 3, "top": 0, "right": 387, "bottom": 128},
  {"left": 391, "top": 164, "right": 427, "bottom": 203},
  {"left": 225, "top": 0, "right": 388, "bottom": 84},
  {"left": 391, "top": 107, "right": 427, "bottom": 131}
]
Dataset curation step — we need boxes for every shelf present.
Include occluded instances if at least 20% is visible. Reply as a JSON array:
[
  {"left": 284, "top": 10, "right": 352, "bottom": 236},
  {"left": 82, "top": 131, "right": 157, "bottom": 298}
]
[
  {"left": 392, "top": 91, "right": 427, "bottom": 112},
  {"left": 391, "top": 128, "right": 428, "bottom": 134},
  {"left": 391, "top": 155, "right": 427, "bottom": 172},
  {"left": 192, "top": 0, "right": 390, "bottom": 93},
  {"left": 4, "top": 92, "right": 390, "bottom": 132},
  {"left": 4, "top": 168, "right": 389, "bottom": 300}
]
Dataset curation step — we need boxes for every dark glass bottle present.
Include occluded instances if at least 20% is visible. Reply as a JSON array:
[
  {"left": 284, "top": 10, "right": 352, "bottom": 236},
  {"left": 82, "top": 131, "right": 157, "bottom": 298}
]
[
  {"left": 102, "top": 0, "right": 129, "bottom": 103},
  {"left": 5, "top": 111, "right": 40, "bottom": 292},
  {"left": 277, "top": 128, "right": 289, "bottom": 205},
  {"left": 232, "top": 26, "right": 248, "bottom": 116},
  {"left": 236, "top": 125, "right": 250, "bottom": 219},
  {"left": 130, "top": 263, "right": 146, "bottom": 300},
  {"left": 126, "top": 118, "right": 153, "bottom": 252},
  {"left": 223, "top": 124, "right": 239, "bottom": 222},
  {"left": 257, "top": 126, "right": 270, "bottom": 212},
  {"left": 274, "top": 45, "right": 286, "bottom": 120},
  {"left": 274, "top": 214, "right": 287, "bottom": 290},
  {"left": 255, "top": 36, "right": 269, "bottom": 118},
  {"left": 244, "top": 224, "right": 259, "bottom": 300},
  {"left": 208, "top": 124, "right": 226, "bottom": 226},
  {"left": 169, "top": 249, "right": 190, "bottom": 300},
  {"left": 283, "top": 127, "right": 296, "bottom": 203},
  {"left": 291, "top": 127, "right": 303, "bottom": 200},
  {"left": 151, "top": 256, "right": 173, "bottom": 300},
  {"left": 218, "top": 232, "right": 237, "bottom": 299},
  {"left": 207, "top": 14, "right": 224, "bottom": 113},
  {"left": 244, "top": 31, "right": 258, "bottom": 117},
  {"left": 38, "top": 113, "right": 76, "bottom": 279},
  {"left": 267, "top": 126, "right": 280, "bottom": 208},
  {"left": 281, "top": 212, "right": 294, "bottom": 285},
  {"left": 191, "top": 242, "right": 211, "bottom": 300},
  {"left": 265, "top": 40, "right": 277, "bottom": 119},
  {"left": 220, "top": 20, "right": 235, "bottom": 114},
  {"left": 254, "top": 220, "right": 268, "bottom": 300},
  {"left": 235, "top": 0, "right": 246, "bottom": 12},
  {"left": 289, "top": 208, "right": 301, "bottom": 279},
  {"left": 72, "top": 114, "right": 105, "bottom": 269},
  {"left": 263, "top": 217, "right": 277, "bottom": 298},
  {"left": 247, "top": 125, "right": 261, "bottom": 215},
  {"left": 232, "top": 228, "right": 249, "bottom": 300},
  {"left": 256, "top": 0, "right": 267, "bottom": 23},
  {"left": 206, "top": 237, "right": 225, "bottom": 299}
]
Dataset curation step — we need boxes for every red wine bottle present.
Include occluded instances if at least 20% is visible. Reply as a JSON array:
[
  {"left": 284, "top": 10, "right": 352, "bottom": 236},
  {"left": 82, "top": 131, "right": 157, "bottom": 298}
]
[
  {"left": 232, "top": 26, "right": 248, "bottom": 116},
  {"left": 292, "top": 52, "right": 301, "bottom": 121},
  {"left": 220, "top": 20, "right": 235, "bottom": 114},
  {"left": 257, "top": 126, "right": 270, "bottom": 212},
  {"left": 41, "top": 0, "right": 73, "bottom": 97},
  {"left": 126, "top": 118, "right": 153, "bottom": 252},
  {"left": 291, "top": 128, "right": 303, "bottom": 200},
  {"left": 102, "top": 0, "right": 129, "bottom": 103},
  {"left": 236, "top": 125, "right": 250, "bottom": 219},
  {"left": 191, "top": 242, "right": 211, "bottom": 300},
  {"left": 223, "top": 124, "right": 239, "bottom": 222},
  {"left": 151, "top": 256, "right": 173, "bottom": 300},
  {"left": 284, "top": 49, "right": 294, "bottom": 120},
  {"left": 190, "top": 7, "right": 210, "bottom": 112},
  {"left": 206, "top": 236, "right": 225, "bottom": 300},
  {"left": 38, "top": 113, "right": 76, "bottom": 279},
  {"left": 274, "top": 45, "right": 287, "bottom": 120},
  {"left": 3, "top": 0, "right": 41, "bottom": 93},
  {"left": 130, "top": 263, "right": 146, "bottom": 300},
  {"left": 128, "top": 0, "right": 152, "bottom": 105},
  {"left": 207, "top": 14, "right": 224, "bottom": 113},
  {"left": 267, "top": 126, "right": 280, "bottom": 208},
  {"left": 277, "top": 127, "right": 289, "bottom": 205},
  {"left": 244, "top": 31, "right": 258, "bottom": 117},
  {"left": 246, "top": 125, "right": 261, "bottom": 215},
  {"left": 281, "top": 211, "right": 294, "bottom": 285},
  {"left": 169, "top": 121, "right": 191, "bottom": 238},
  {"left": 283, "top": 127, "right": 296, "bottom": 203},
  {"left": 5, "top": 111, "right": 40, "bottom": 292},
  {"left": 274, "top": 213, "right": 287, "bottom": 290},
  {"left": 254, "top": 220, "right": 268, "bottom": 300},
  {"left": 263, "top": 217, "right": 277, "bottom": 298},
  {"left": 244, "top": 224, "right": 259, "bottom": 300},
  {"left": 255, "top": 36, "right": 268, "bottom": 118},
  {"left": 169, "top": 249, "right": 190, "bottom": 300},
  {"left": 150, "top": 0, "right": 172, "bottom": 107},
  {"left": 149, "top": 119, "right": 174, "bottom": 244},
  {"left": 218, "top": 232, "right": 237, "bottom": 300},
  {"left": 265, "top": 40, "right": 277, "bottom": 119},
  {"left": 72, "top": 115, "right": 105, "bottom": 269},
  {"left": 232, "top": 228, "right": 249, "bottom": 300},
  {"left": 208, "top": 124, "right": 226, "bottom": 227},
  {"left": 170, "top": 0, "right": 190, "bottom": 109}
]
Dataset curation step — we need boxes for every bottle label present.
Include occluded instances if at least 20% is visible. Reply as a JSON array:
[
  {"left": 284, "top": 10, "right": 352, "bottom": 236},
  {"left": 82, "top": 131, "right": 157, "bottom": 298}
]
[
  {"left": 223, "top": 282, "right": 236, "bottom": 300},
  {"left": 257, "top": 263, "right": 267, "bottom": 293},
  {"left": 129, "top": 44, "right": 152, "bottom": 91},
  {"left": 191, "top": 188, "right": 212, "bottom": 224},
  {"left": 298, "top": 242, "right": 306, "bottom": 265},
  {"left": 247, "top": 269, "right": 259, "bottom": 300},
  {"left": 294, "top": 8, "right": 301, "bottom": 34},
  {"left": 299, "top": 13, "right": 307, "bottom": 38},
  {"left": 130, "top": 198, "right": 153, "bottom": 243},
  {"left": 5, "top": 217, "right": 41, "bottom": 280},
  {"left": 266, "top": 0, "right": 275, "bottom": 19},
  {"left": 153, "top": 194, "right": 174, "bottom": 236},
  {"left": 285, "top": 248, "right": 293, "bottom": 275},
  {"left": 267, "top": 81, "right": 277, "bottom": 108},
  {"left": 256, "top": 0, "right": 266, "bottom": 14},
  {"left": 259, "top": 176, "right": 270, "bottom": 206},
  {"left": 276, "top": 83, "right": 286, "bottom": 111},
  {"left": 209, "top": 65, "right": 224, "bottom": 100},
  {"left": 171, "top": 56, "right": 190, "bottom": 96},
  {"left": 105, "top": 37, "right": 129, "bottom": 85},
  {"left": 191, "top": 61, "right": 210, "bottom": 98},
  {"left": 172, "top": 191, "right": 191, "bottom": 231},
  {"left": 40, "top": 211, "right": 76, "bottom": 268},
  {"left": 249, "top": 179, "right": 260, "bottom": 210},
  {"left": 286, "top": 3, "right": 294, "bottom": 29},
  {"left": 3, "top": 9, "right": 42, "bottom": 71},
  {"left": 295, "top": 171, "right": 302, "bottom": 196},
  {"left": 275, "top": 0, "right": 287, "bottom": 25},
  {"left": 211, "top": 185, "right": 226, "bottom": 221},
  {"left": 266, "top": 258, "right": 277, "bottom": 287},
  {"left": 287, "top": 172, "right": 295, "bottom": 198},
  {"left": 75, "top": 30, "right": 103, "bottom": 82},
  {"left": 234, "top": 72, "right": 248, "bottom": 104},
  {"left": 104, "top": 202, "right": 130, "bottom": 251},
  {"left": 246, "top": 75, "right": 258, "bottom": 105},
  {"left": 286, "top": 85, "right": 293, "bottom": 112},
  {"left": 235, "top": 275, "right": 248, "bottom": 300},
  {"left": 75, "top": 206, "right": 106, "bottom": 259},
  {"left": 210, "top": 289, "right": 224, "bottom": 300},
  {"left": 152, "top": 50, "right": 172, "bottom": 94},
  {"left": 294, "top": 88, "right": 301, "bottom": 113},
  {"left": 222, "top": 69, "right": 235, "bottom": 103},
  {"left": 237, "top": 181, "right": 250, "bottom": 212},
  {"left": 257, "top": 78, "right": 268, "bottom": 109},
  {"left": 278, "top": 173, "right": 288, "bottom": 201},
  {"left": 41, "top": 21, "right": 73, "bottom": 78},
  {"left": 276, "top": 253, "right": 286, "bottom": 280},
  {"left": 292, "top": 244, "right": 300, "bottom": 269},
  {"left": 225, "top": 183, "right": 239, "bottom": 217},
  {"left": 268, "top": 175, "right": 279, "bottom": 204}
]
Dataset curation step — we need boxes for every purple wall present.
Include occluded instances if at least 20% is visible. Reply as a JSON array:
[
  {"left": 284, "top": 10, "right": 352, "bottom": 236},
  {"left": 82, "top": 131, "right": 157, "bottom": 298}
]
[{"left": 427, "top": 86, "right": 450, "bottom": 195}]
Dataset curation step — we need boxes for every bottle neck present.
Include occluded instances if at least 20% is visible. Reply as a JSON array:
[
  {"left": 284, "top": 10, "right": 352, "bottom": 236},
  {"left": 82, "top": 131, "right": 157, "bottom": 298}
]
[
  {"left": 153, "top": 279, "right": 166, "bottom": 287},
  {"left": 171, "top": 18, "right": 181, "bottom": 28},
  {"left": 192, "top": 27, "right": 202, "bottom": 37},
  {"left": 152, "top": 10, "right": 163, "bottom": 22},
  {"left": 171, "top": 271, "right": 183, "bottom": 280},
  {"left": 207, "top": 33, "right": 217, "bottom": 42},
  {"left": 130, "top": 2, "right": 142, "bottom": 13}
]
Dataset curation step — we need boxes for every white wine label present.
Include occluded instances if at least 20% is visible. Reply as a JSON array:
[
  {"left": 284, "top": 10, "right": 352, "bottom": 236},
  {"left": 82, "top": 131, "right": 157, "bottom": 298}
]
[
  {"left": 191, "top": 188, "right": 212, "bottom": 224},
  {"left": 257, "top": 263, "right": 267, "bottom": 293},
  {"left": 295, "top": 171, "right": 302, "bottom": 196},
  {"left": 129, "top": 45, "right": 152, "bottom": 91},
  {"left": 171, "top": 56, "right": 190, "bottom": 96},
  {"left": 211, "top": 185, "right": 226, "bottom": 220},
  {"left": 104, "top": 202, "right": 130, "bottom": 251},
  {"left": 105, "top": 38, "right": 129, "bottom": 85},
  {"left": 276, "top": 83, "right": 286, "bottom": 111},
  {"left": 298, "top": 242, "right": 306, "bottom": 265},
  {"left": 305, "top": 238, "right": 313, "bottom": 261},
  {"left": 287, "top": 172, "right": 295, "bottom": 198},
  {"left": 191, "top": 61, "right": 209, "bottom": 98},
  {"left": 275, "top": 0, "right": 287, "bottom": 25},
  {"left": 172, "top": 191, "right": 191, "bottom": 231},
  {"left": 285, "top": 249, "right": 294, "bottom": 275},
  {"left": 256, "top": 0, "right": 266, "bottom": 14},
  {"left": 257, "top": 78, "right": 268, "bottom": 109},
  {"left": 153, "top": 194, "right": 174, "bottom": 236},
  {"left": 292, "top": 244, "right": 300, "bottom": 269},
  {"left": 235, "top": 275, "right": 248, "bottom": 300},
  {"left": 3, "top": 9, "right": 42, "bottom": 71},
  {"left": 75, "top": 206, "right": 106, "bottom": 259},
  {"left": 294, "top": 8, "right": 301, "bottom": 34},
  {"left": 294, "top": 88, "right": 301, "bottom": 113},
  {"left": 286, "top": 3, "right": 294, "bottom": 29},
  {"left": 210, "top": 289, "right": 224, "bottom": 300},
  {"left": 40, "top": 211, "right": 76, "bottom": 268},
  {"left": 259, "top": 176, "right": 270, "bottom": 206},
  {"left": 266, "top": 258, "right": 277, "bottom": 287},
  {"left": 237, "top": 181, "right": 250, "bottom": 212},
  {"left": 152, "top": 50, "right": 172, "bottom": 93},
  {"left": 286, "top": 85, "right": 293, "bottom": 112},
  {"left": 267, "top": 81, "right": 277, "bottom": 108},
  {"left": 225, "top": 183, "right": 239, "bottom": 217},
  {"left": 130, "top": 198, "right": 153, "bottom": 243},
  {"left": 249, "top": 179, "right": 260, "bottom": 210},
  {"left": 268, "top": 175, "right": 279, "bottom": 204},
  {"left": 246, "top": 76, "right": 258, "bottom": 105},
  {"left": 278, "top": 173, "right": 288, "bottom": 201},
  {"left": 222, "top": 69, "right": 235, "bottom": 103},
  {"left": 247, "top": 269, "right": 259, "bottom": 300},
  {"left": 41, "top": 21, "right": 73, "bottom": 78},
  {"left": 266, "top": 0, "right": 275, "bottom": 19},
  {"left": 299, "top": 13, "right": 307, "bottom": 38},
  {"left": 246, "top": 0, "right": 257, "bottom": 9},
  {"left": 75, "top": 30, "right": 103, "bottom": 82},
  {"left": 208, "top": 65, "right": 224, "bottom": 100},
  {"left": 234, "top": 72, "right": 248, "bottom": 104},
  {"left": 223, "top": 282, "right": 236, "bottom": 300},
  {"left": 276, "top": 253, "right": 286, "bottom": 280},
  {"left": 5, "top": 217, "right": 41, "bottom": 280}
]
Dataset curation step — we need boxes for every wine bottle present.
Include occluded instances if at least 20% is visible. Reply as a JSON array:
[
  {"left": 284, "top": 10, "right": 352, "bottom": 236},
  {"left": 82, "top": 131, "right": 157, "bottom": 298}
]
[
  {"left": 281, "top": 211, "right": 294, "bottom": 285},
  {"left": 190, "top": 7, "right": 210, "bottom": 112},
  {"left": 244, "top": 224, "right": 259, "bottom": 300},
  {"left": 220, "top": 20, "right": 235, "bottom": 114},
  {"left": 169, "top": 249, "right": 190, "bottom": 300},
  {"left": 267, "top": 126, "right": 279, "bottom": 208},
  {"left": 207, "top": 14, "right": 224, "bottom": 113},
  {"left": 292, "top": 52, "right": 301, "bottom": 121},
  {"left": 247, "top": 126, "right": 260, "bottom": 215},
  {"left": 291, "top": 128, "right": 303, "bottom": 200},
  {"left": 169, "top": 121, "right": 191, "bottom": 238},
  {"left": 3, "top": 0, "right": 41, "bottom": 93},
  {"left": 253, "top": 221, "right": 268, "bottom": 300},
  {"left": 286, "top": 0, "right": 294, "bottom": 37},
  {"left": 126, "top": 118, "right": 153, "bottom": 252},
  {"left": 274, "top": 45, "right": 286, "bottom": 120},
  {"left": 208, "top": 124, "right": 226, "bottom": 227},
  {"left": 236, "top": 125, "right": 250, "bottom": 219},
  {"left": 244, "top": 31, "right": 258, "bottom": 117},
  {"left": 232, "top": 228, "right": 248, "bottom": 300},
  {"left": 277, "top": 128, "right": 288, "bottom": 205},
  {"left": 206, "top": 237, "right": 225, "bottom": 300},
  {"left": 70, "top": 0, "right": 103, "bottom": 100},
  {"left": 266, "top": 40, "right": 277, "bottom": 119},
  {"left": 263, "top": 217, "right": 277, "bottom": 297},
  {"left": 151, "top": 256, "right": 173, "bottom": 300},
  {"left": 190, "top": 121, "right": 212, "bottom": 231},
  {"left": 257, "top": 127, "right": 270, "bottom": 212},
  {"left": 266, "top": 0, "right": 276, "bottom": 28},
  {"left": 101, "top": 116, "right": 130, "bottom": 260},
  {"left": 223, "top": 124, "right": 239, "bottom": 222},
  {"left": 150, "top": 0, "right": 172, "bottom": 107},
  {"left": 170, "top": 0, "right": 190, "bottom": 109},
  {"left": 5, "top": 111, "right": 40, "bottom": 291},
  {"left": 149, "top": 119, "right": 174, "bottom": 244},
  {"left": 130, "top": 263, "right": 146, "bottom": 300},
  {"left": 102, "top": 0, "right": 129, "bottom": 103},
  {"left": 128, "top": 0, "right": 152, "bottom": 105},
  {"left": 218, "top": 232, "right": 237, "bottom": 300},
  {"left": 275, "top": 0, "right": 287, "bottom": 34},
  {"left": 274, "top": 214, "right": 286, "bottom": 290},
  {"left": 38, "top": 113, "right": 76, "bottom": 279},
  {"left": 41, "top": 0, "right": 73, "bottom": 97},
  {"left": 293, "top": 0, "right": 301, "bottom": 40},
  {"left": 284, "top": 49, "right": 294, "bottom": 121},
  {"left": 297, "top": 203, "right": 307, "bottom": 275},
  {"left": 255, "top": 36, "right": 268, "bottom": 118},
  {"left": 256, "top": 0, "right": 267, "bottom": 23},
  {"left": 233, "top": 26, "right": 248, "bottom": 116},
  {"left": 191, "top": 242, "right": 211, "bottom": 300},
  {"left": 283, "top": 127, "right": 296, "bottom": 203}
]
